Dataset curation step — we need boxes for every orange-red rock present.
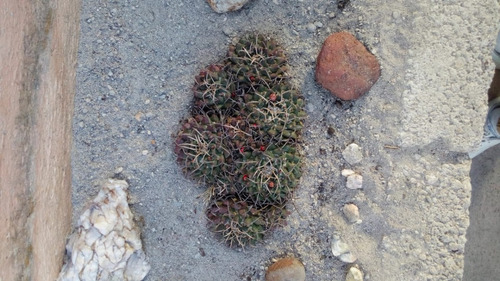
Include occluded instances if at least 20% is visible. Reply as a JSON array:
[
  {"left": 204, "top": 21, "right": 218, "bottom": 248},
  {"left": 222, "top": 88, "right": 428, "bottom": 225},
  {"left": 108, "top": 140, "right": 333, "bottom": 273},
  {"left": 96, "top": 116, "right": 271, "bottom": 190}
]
[
  {"left": 315, "top": 32, "right": 380, "bottom": 100},
  {"left": 266, "top": 257, "right": 305, "bottom": 281}
]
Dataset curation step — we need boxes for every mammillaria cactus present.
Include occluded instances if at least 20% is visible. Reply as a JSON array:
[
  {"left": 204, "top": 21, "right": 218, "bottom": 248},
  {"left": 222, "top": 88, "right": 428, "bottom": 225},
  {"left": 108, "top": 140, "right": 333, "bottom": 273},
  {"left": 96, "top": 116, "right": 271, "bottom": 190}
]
[
  {"left": 175, "top": 33, "right": 305, "bottom": 247},
  {"left": 206, "top": 196, "right": 288, "bottom": 247}
]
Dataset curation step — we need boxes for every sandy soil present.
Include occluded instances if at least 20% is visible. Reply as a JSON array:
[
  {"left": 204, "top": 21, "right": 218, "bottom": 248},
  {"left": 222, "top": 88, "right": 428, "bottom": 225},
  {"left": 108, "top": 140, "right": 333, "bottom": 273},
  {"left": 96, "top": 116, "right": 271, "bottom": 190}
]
[{"left": 71, "top": 0, "right": 499, "bottom": 280}]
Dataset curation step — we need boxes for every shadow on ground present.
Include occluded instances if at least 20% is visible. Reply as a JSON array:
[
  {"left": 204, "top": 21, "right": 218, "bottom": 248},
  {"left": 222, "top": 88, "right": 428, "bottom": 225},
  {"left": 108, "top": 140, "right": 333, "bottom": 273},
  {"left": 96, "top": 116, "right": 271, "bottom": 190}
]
[{"left": 464, "top": 144, "right": 500, "bottom": 280}]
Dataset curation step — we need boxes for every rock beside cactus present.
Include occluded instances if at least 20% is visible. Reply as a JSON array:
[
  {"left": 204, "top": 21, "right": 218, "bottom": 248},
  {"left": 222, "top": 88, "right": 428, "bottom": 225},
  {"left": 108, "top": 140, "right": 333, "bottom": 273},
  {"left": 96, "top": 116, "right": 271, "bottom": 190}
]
[
  {"left": 175, "top": 33, "right": 305, "bottom": 247},
  {"left": 58, "top": 179, "right": 150, "bottom": 281},
  {"left": 265, "top": 257, "right": 306, "bottom": 281},
  {"left": 206, "top": 0, "right": 250, "bottom": 13},
  {"left": 316, "top": 31, "right": 380, "bottom": 100}
]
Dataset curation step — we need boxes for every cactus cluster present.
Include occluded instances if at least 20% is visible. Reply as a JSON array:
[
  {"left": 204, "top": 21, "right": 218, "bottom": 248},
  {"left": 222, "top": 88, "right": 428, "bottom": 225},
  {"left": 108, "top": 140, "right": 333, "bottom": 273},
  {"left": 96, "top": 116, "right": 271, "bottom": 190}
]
[{"left": 174, "top": 34, "right": 305, "bottom": 247}]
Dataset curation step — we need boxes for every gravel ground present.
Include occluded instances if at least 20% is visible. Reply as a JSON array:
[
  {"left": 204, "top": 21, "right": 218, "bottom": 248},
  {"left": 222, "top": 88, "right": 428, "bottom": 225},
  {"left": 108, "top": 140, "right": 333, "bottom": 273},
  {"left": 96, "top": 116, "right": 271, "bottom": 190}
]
[{"left": 72, "top": 0, "right": 499, "bottom": 280}]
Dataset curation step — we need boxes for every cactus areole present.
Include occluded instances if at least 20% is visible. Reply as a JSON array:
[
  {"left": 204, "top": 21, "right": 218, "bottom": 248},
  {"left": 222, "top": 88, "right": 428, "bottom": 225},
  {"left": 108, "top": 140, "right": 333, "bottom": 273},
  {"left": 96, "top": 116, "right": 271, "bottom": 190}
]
[{"left": 174, "top": 33, "right": 306, "bottom": 247}]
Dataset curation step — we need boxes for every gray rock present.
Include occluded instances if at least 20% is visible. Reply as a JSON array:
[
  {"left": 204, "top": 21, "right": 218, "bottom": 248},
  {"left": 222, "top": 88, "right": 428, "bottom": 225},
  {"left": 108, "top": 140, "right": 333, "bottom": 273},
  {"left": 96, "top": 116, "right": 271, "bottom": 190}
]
[
  {"left": 206, "top": 0, "right": 249, "bottom": 13},
  {"left": 222, "top": 26, "right": 233, "bottom": 36},
  {"left": 306, "top": 103, "right": 316, "bottom": 112},
  {"left": 342, "top": 143, "right": 363, "bottom": 165},
  {"left": 306, "top": 23, "right": 317, "bottom": 33},
  {"left": 346, "top": 174, "right": 363, "bottom": 190}
]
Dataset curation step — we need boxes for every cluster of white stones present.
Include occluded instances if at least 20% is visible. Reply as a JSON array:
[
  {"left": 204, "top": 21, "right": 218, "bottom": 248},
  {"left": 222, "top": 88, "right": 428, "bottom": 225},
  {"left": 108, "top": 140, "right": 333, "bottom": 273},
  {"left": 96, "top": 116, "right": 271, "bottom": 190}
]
[
  {"left": 342, "top": 169, "right": 363, "bottom": 190},
  {"left": 58, "top": 179, "right": 150, "bottom": 281}
]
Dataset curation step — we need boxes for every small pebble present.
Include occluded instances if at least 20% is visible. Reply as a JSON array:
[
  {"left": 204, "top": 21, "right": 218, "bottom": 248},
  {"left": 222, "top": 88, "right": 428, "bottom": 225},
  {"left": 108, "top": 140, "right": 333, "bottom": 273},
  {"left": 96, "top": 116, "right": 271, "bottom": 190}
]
[
  {"left": 341, "top": 169, "right": 355, "bottom": 177},
  {"left": 346, "top": 174, "right": 363, "bottom": 189},
  {"left": 342, "top": 143, "right": 363, "bottom": 165},
  {"left": 339, "top": 252, "right": 357, "bottom": 263},
  {"left": 135, "top": 112, "right": 144, "bottom": 121},
  {"left": 222, "top": 26, "right": 232, "bottom": 36},
  {"left": 331, "top": 237, "right": 357, "bottom": 263},
  {"left": 314, "top": 21, "right": 323, "bottom": 28},
  {"left": 306, "top": 23, "right": 317, "bottom": 33},
  {"left": 343, "top": 204, "right": 361, "bottom": 223},
  {"left": 266, "top": 257, "right": 305, "bottom": 281},
  {"left": 207, "top": 0, "right": 250, "bottom": 13},
  {"left": 346, "top": 266, "right": 364, "bottom": 281},
  {"left": 331, "top": 239, "right": 350, "bottom": 257},
  {"left": 142, "top": 150, "right": 149, "bottom": 155}
]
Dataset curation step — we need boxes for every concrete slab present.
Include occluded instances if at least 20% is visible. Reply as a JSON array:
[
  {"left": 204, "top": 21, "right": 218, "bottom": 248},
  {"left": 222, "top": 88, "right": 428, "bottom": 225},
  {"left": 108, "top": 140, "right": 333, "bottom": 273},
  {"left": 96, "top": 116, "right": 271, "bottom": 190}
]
[{"left": 464, "top": 144, "right": 500, "bottom": 280}]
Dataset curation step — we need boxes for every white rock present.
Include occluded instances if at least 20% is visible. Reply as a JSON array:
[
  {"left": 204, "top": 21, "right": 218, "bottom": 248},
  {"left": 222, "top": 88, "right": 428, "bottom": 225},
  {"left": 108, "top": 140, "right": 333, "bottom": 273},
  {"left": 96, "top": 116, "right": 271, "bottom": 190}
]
[
  {"left": 99, "top": 254, "right": 114, "bottom": 271},
  {"left": 80, "top": 209, "right": 92, "bottom": 229},
  {"left": 342, "top": 204, "right": 361, "bottom": 223},
  {"left": 346, "top": 266, "right": 364, "bottom": 281},
  {"left": 115, "top": 235, "right": 125, "bottom": 248},
  {"left": 85, "top": 227, "right": 102, "bottom": 246},
  {"left": 206, "top": 0, "right": 249, "bottom": 13},
  {"left": 332, "top": 237, "right": 357, "bottom": 263},
  {"left": 341, "top": 169, "right": 355, "bottom": 177},
  {"left": 346, "top": 174, "right": 363, "bottom": 189},
  {"left": 332, "top": 239, "right": 350, "bottom": 256},
  {"left": 81, "top": 259, "right": 98, "bottom": 281},
  {"left": 339, "top": 252, "right": 358, "bottom": 263},
  {"left": 91, "top": 213, "right": 112, "bottom": 235},
  {"left": 80, "top": 246, "right": 94, "bottom": 265},
  {"left": 342, "top": 143, "right": 363, "bottom": 165},
  {"left": 102, "top": 205, "right": 118, "bottom": 226},
  {"left": 58, "top": 179, "right": 150, "bottom": 281}
]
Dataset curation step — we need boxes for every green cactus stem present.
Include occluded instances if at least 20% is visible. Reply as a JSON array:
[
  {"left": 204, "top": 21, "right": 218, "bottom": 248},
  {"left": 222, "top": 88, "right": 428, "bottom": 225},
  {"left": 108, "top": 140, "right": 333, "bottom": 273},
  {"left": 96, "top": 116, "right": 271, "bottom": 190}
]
[{"left": 174, "top": 33, "right": 306, "bottom": 247}]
